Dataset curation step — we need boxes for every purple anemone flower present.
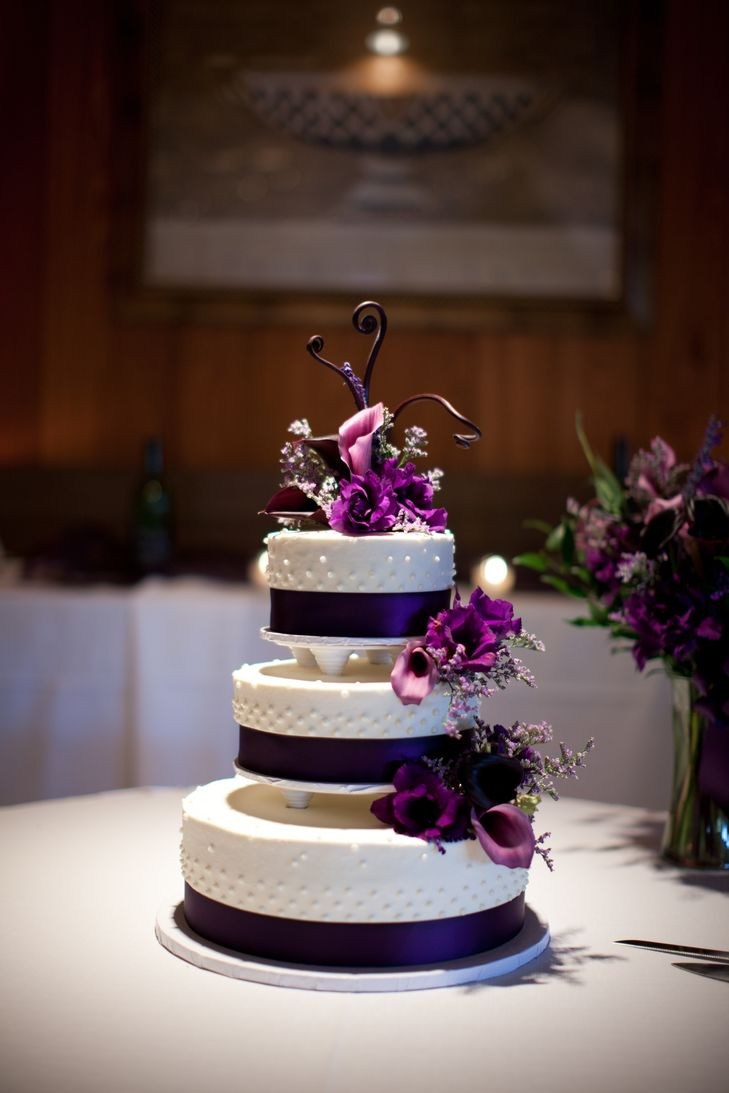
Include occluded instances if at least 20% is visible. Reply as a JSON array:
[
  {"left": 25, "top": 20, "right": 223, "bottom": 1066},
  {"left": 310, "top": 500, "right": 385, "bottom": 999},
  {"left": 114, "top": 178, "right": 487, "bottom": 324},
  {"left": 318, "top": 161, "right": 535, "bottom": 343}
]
[
  {"left": 370, "top": 763, "right": 471, "bottom": 846},
  {"left": 468, "top": 587, "right": 522, "bottom": 637},
  {"left": 425, "top": 589, "right": 503, "bottom": 672}
]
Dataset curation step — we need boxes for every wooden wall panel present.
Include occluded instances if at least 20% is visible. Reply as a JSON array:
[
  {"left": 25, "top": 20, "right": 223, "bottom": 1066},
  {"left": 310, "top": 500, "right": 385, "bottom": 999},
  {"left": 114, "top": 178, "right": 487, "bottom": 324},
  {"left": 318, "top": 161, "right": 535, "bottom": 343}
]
[
  {"left": 2, "top": 0, "right": 728, "bottom": 489},
  {"left": 39, "top": 1, "right": 112, "bottom": 463},
  {"left": 0, "top": 2, "right": 49, "bottom": 464},
  {"left": 644, "top": 0, "right": 729, "bottom": 450}
]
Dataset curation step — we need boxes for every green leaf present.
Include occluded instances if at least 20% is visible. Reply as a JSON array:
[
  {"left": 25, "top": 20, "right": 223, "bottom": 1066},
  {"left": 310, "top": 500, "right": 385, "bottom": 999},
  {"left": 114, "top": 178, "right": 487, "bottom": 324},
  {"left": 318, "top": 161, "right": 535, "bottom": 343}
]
[
  {"left": 717, "top": 556, "right": 729, "bottom": 571},
  {"left": 594, "top": 471, "right": 624, "bottom": 516},
  {"left": 569, "top": 565, "right": 592, "bottom": 584},
  {"left": 569, "top": 616, "right": 606, "bottom": 627},
  {"left": 560, "top": 522, "right": 575, "bottom": 565},
  {"left": 545, "top": 522, "right": 565, "bottom": 553},
  {"left": 513, "top": 552, "right": 548, "bottom": 572},
  {"left": 541, "top": 575, "right": 587, "bottom": 598},
  {"left": 575, "top": 411, "right": 624, "bottom": 516},
  {"left": 522, "top": 518, "right": 554, "bottom": 534}
]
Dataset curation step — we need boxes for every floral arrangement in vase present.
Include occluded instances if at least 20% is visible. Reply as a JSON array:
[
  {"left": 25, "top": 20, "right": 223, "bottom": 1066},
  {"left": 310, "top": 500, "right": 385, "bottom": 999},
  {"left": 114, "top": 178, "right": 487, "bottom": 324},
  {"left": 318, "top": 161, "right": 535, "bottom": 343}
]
[{"left": 516, "top": 415, "right": 729, "bottom": 868}]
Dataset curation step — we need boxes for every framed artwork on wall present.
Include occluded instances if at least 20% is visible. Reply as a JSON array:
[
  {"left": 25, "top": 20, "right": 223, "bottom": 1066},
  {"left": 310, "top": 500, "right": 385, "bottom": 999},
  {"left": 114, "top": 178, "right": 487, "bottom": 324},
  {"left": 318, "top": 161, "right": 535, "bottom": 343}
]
[{"left": 112, "top": 0, "right": 661, "bottom": 329}]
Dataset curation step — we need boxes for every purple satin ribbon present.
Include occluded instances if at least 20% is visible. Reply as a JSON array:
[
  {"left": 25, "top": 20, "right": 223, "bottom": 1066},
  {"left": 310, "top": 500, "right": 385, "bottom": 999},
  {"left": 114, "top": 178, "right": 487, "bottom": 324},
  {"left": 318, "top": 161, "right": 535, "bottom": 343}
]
[
  {"left": 184, "top": 883, "right": 525, "bottom": 967},
  {"left": 269, "top": 587, "right": 451, "bottom": 638},
  {"left": 237, "top": 724, "right": 448, "bottom": 783}
]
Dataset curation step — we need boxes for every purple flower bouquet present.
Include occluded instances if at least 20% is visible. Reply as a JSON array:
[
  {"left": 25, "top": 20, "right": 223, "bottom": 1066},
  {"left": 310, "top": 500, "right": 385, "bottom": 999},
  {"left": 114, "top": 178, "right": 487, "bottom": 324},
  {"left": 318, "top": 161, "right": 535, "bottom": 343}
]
[{"left": 517, "top": 415, "right": 729, "bottom": 868}]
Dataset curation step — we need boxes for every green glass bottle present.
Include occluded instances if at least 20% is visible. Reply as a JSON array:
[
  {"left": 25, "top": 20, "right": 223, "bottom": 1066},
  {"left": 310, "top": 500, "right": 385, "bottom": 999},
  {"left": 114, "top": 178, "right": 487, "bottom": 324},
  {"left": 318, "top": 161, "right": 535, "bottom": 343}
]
[{"left": 133, "top": 437, "right": 173, "bottom": 576}]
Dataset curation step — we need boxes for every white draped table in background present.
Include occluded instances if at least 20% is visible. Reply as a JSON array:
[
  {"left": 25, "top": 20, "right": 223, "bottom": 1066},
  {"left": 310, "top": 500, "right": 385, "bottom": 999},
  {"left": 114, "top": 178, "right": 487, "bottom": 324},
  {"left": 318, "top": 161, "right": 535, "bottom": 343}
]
[
  {"left": 0, "top": 578, "right": 672, "bottom": 808},
  {"left": 0, "top": 790, "right": 726, "bottom": 1093}
]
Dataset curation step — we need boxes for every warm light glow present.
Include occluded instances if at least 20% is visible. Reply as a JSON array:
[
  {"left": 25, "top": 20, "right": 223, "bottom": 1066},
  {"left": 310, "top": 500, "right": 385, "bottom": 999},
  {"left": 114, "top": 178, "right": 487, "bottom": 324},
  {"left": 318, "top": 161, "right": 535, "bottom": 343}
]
[
  {"left": 376, "top": 6, "right": 402, "bottom": 25},
  {"left": 340, "top": 55, "right": 427, "bottom": 96},
  {"left": 248, "top": 549, "right": 269, "bottom": 588},
  {"left": 366, "top": 27, "right": 409, "bottom": 56},
  {"left": 484, "top": 555, "right": 509, "bottom": 586},
  {"left": 471, "top": 554, "right": 516, "bottom": 595}
]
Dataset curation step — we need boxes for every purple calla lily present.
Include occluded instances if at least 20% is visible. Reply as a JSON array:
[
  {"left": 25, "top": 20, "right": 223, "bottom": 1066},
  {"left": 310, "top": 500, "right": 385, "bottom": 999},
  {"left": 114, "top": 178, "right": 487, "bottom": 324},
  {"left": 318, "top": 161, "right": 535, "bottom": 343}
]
[
  {"left": 390, "top": 641, "right": 438, "bottom": 705},
  {"left": 338, "top": 403, "right": 384, "bottom": 476},
  {"left": 259, "top": 485, "right": 326, "bottom": 524},
  {"left": 470, "top": 803, "right": 535, "bottom": 869}
]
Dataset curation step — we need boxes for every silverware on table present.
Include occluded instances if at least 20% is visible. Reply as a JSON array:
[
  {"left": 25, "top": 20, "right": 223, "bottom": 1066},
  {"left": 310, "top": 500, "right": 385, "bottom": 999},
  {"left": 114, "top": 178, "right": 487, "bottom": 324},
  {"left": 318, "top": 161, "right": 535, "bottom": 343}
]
[
  {"left": 615, "top": 939, "right": 729, "bottom": 965},
  {"left": 673, "top": 962, "right": 729, "bottom": 984}
]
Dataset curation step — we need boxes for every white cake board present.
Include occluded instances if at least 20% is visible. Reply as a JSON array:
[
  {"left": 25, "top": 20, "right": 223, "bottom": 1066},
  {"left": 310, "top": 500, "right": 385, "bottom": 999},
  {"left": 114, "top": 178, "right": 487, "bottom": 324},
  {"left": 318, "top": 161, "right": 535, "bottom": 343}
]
[{"left": 155, "top": 901, "right": 550, "bottom": 993}]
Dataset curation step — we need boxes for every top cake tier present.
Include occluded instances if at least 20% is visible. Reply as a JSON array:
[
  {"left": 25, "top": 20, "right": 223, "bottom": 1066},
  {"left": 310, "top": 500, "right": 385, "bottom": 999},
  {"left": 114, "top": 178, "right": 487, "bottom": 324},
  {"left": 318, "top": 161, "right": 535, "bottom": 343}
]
[{"left": 266, "top": 529, "right": 455, "bottom": 638}]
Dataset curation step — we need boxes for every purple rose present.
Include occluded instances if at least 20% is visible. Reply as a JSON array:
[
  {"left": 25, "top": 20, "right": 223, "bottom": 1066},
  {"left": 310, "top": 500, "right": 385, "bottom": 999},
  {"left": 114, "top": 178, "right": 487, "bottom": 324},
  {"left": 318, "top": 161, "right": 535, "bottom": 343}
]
[
  {"left": 470, "top": 804, "right": 535, "bottom": 869},
  {"left": 381, "top": 459, "right": 448, "bottom": 532},
  {"left": 371, "top": 763, "right": 471, "bottom": 845},
  {"left": 338, "top": 403, "right": 384, "bottom": 477},
  {"left": 391, "top": 640, "right": 438, "bottom": 705},
  {"left": 426, "top": 589, "right": 502, "bottom": 671},
  {"left": 329, "top": 471, "right": 399, "bottom": 535}
]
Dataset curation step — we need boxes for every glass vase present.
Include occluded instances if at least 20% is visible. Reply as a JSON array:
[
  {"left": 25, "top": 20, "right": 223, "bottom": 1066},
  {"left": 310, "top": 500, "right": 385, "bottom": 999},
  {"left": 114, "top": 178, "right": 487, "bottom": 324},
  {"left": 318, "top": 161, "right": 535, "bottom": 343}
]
[{"left": 661, "top": 676, "right": 729, "bottom": 869}]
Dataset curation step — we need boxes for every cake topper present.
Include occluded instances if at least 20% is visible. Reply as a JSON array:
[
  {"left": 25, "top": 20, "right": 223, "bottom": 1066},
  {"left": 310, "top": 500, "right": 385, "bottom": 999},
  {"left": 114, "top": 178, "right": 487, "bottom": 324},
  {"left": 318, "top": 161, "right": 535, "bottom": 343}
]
[
  {"left": 306, "top": 300, "right": 481, "bottom": 447},
  {"left": 262, "top": 299, "right": 481, "bottom": 533}
]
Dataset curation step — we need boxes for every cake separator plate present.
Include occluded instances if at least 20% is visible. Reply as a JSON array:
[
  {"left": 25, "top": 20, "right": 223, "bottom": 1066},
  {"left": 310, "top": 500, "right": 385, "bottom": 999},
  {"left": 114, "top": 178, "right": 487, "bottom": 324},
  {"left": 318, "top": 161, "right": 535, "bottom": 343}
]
[
  {"left": 260, "top": 628, "right": 416, "bottom": 676},
  {"left": 155, "top": 902, "right": 550, "bottom": 993},
  {"left": 232, "top": 760, "right": 390, "bottom": 808}
]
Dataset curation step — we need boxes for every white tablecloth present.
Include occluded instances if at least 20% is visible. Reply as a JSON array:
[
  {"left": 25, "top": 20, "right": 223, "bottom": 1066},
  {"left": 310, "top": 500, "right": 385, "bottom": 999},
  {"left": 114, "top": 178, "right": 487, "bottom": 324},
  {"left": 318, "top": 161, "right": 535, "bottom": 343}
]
[
  {"left": 0, "top": 580, "right": 671, "bottom": 808},
  {"left": 1, "top": 789, "right": 726, "bottom": 1093}
]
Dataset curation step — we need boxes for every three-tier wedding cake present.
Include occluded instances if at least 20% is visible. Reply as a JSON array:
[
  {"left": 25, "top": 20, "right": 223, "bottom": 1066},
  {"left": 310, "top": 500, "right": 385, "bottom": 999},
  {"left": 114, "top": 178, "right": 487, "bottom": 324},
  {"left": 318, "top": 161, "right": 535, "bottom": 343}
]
[{"left": 169, "top": 301, "right": 591, "bottom": 980}]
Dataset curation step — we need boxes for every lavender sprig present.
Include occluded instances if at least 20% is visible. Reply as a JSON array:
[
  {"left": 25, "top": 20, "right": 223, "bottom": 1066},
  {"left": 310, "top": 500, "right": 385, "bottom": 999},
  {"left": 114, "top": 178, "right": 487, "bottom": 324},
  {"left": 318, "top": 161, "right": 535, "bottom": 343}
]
[
  {"left": 401, "top": 424, "right": 429, "bottom": 463},
  {"left": 682, "top": 415, "right": 725, "bottom": 501}
]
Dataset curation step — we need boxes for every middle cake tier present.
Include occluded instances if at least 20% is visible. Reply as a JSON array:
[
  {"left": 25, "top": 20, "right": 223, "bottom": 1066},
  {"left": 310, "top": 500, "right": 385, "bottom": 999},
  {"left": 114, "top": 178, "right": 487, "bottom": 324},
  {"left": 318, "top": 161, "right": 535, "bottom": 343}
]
[{"left": 233, "top": 656, "right": 451, "bottom": 785}]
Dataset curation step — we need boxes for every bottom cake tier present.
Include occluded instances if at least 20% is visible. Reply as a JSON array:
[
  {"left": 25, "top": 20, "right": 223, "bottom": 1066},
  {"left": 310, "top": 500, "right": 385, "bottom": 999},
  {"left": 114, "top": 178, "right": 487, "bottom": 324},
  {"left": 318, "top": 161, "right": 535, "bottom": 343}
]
[{"left": 181, "top": 778, "right": 529, "bottom": 967}]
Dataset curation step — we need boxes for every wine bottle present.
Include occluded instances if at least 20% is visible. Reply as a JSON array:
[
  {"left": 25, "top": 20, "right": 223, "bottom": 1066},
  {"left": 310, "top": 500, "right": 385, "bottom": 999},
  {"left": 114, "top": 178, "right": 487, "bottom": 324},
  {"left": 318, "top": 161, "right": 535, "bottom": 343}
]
[{"left": 133, "top": 436, "right": 173, "bottom": 575}]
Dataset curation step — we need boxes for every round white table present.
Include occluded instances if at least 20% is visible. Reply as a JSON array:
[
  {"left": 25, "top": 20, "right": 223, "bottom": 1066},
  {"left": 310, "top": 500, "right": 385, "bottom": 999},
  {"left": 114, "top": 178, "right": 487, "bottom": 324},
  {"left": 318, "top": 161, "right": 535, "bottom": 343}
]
[{"left": 1, "top": 789, "right": 727, "bottom": 1093}]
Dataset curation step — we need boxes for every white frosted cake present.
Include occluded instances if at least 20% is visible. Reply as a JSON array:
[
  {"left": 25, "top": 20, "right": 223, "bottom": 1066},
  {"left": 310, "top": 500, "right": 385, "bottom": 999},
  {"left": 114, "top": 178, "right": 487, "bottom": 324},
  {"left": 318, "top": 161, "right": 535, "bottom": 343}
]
[
  {"left": 175, "top": 300, "right": 574, "bottom": 974},
  {"left": 181, "top": 779, "right": 528, "bottom": 966}
]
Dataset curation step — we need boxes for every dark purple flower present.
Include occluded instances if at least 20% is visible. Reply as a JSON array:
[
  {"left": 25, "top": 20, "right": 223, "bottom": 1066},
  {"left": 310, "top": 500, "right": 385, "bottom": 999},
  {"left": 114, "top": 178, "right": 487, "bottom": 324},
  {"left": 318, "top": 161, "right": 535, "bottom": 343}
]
[
  {"left": 382, "top": 458, "right": 448, "bottom": 531},
  {"left": 390, "top": 640, "right": 438, "bottom": 705},
  {"left": 329, "top": 471, "right": 399, "bottom": 535},
  {"left": 425, "top": 589, "right": 502, "bottom": 672},
  {"left": 338, "top": 403, "right": 384, "bottom": 476},
  {"left": 370, "top": 763, "right": 471, "bottom": 845},
  {"left": 468, "top": 588, "right": 522, "bottom": 638},
  {"left": 688, "top": 495, "right": 729, "bottom": 541},
  {"left": 697, "top": 462, "right": 729, "bottom": 501},
  {"left": 470, "top": 804, "right": 535, "bottom": 869},
  {"left": 581, "top": 517, "right": 636, "bottom": 596},
  {"left": 461, "top": 754, "right": 525, "bottom": 812},
  {"left": 623, "top": 564, "right": 725, "bottom": 672}
]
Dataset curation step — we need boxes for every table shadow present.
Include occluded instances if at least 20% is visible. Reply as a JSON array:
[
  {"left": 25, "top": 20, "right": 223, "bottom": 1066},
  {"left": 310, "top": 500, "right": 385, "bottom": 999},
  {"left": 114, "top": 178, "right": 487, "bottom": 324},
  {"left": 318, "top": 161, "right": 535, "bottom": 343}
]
[
  {"left": 463, "top": 926, "right": 622, "bottom": 990},
  {"left": 561, "top": 809, "right": 729, "bottom": 891}
]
